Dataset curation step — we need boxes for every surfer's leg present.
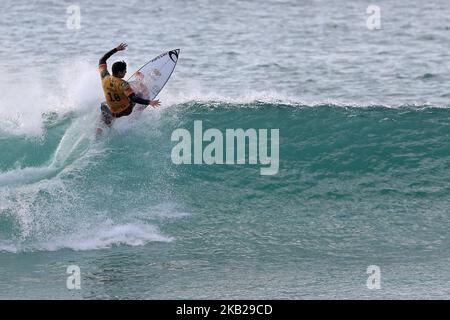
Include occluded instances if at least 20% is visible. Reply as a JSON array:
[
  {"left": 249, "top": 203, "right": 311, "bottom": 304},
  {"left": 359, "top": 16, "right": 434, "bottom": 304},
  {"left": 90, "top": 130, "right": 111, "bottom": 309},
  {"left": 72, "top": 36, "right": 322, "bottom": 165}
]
[
  {"left": 100, "top": 102, "right": 114, "bottom": 126},
  {"left": 97, "top": 103, "right": 114, "bottom": 135}
]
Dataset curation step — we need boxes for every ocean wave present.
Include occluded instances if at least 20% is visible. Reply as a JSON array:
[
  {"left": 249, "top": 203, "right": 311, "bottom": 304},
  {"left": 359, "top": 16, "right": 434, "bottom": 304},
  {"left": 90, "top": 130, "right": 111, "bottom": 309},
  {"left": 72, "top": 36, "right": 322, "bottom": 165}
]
[{"left": 2, "top": 67, "right": 450, "bottom": 253}]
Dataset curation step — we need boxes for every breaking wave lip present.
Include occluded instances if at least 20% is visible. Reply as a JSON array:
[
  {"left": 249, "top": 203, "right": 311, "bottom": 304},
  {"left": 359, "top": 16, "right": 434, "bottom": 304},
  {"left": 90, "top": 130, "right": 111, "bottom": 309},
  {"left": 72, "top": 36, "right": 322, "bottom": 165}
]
[
  {"left": 0, "top": 223, "right": 174, "bottom": 253},
  {"left": 161, "top": 86, "right": 450, "bottom": 109},
  {"left": 163, "top": 97, "right": 449, "bottom": 110}
]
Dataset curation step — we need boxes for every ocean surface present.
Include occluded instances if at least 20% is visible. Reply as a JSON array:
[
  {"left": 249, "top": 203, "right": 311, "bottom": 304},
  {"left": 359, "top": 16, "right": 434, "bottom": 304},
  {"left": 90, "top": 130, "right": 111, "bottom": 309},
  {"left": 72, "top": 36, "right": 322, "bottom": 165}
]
[{"left": 1, "top": 0, "right": 450, "bottom": 299}]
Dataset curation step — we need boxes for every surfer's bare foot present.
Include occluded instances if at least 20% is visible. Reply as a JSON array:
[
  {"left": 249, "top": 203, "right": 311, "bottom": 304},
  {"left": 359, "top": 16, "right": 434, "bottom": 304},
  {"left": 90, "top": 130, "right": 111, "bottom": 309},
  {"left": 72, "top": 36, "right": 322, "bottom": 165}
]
[{"left": 96, "top": 128, "right": 103, "bottom": 136}]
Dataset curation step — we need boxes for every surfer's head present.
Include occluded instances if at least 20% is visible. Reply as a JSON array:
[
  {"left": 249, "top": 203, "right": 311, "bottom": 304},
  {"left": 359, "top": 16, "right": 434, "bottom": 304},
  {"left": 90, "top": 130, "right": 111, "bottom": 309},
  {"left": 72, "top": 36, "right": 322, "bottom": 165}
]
[{"left": 112, "top": 60, "right": 127, "bottom": 78}]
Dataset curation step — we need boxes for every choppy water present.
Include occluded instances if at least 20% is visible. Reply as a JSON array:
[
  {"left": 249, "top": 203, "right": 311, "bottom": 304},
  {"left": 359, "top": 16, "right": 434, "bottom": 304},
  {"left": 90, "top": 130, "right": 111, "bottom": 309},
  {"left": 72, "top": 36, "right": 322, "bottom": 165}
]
[{"left": 1, "top": 0, "right": 450, "bottom": 299}]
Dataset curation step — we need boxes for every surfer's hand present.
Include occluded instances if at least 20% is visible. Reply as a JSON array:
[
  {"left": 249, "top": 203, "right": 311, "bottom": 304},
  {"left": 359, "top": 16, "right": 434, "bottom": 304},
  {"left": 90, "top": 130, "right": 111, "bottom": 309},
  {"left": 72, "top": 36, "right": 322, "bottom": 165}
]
[
  {"left": 116, "top": 43, "right": 128, "bottom": 51},
  {"left": 149, "top": 99, "right": 161, "bottom": 108}
]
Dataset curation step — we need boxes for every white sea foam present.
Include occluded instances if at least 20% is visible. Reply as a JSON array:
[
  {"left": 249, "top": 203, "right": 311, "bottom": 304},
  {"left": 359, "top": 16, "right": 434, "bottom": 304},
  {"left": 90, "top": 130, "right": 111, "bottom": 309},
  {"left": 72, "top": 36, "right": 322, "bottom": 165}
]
[
  {"left": 37, "top": 223, "right": 173, "bottom": 252},
  {"left": 0, "top": 222, "right": 173, "bottom": 253},
  {"left": 0, "top": 60, "right": 102, "bottom": 137}
]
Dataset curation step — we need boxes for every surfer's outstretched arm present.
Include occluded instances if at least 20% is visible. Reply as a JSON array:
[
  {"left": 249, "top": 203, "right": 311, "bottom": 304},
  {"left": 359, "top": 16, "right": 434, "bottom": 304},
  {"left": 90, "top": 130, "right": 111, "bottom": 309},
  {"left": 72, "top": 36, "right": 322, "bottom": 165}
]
[
  {"left": 99, "top": 48, "right": 117, "bottom": 65},
  {"left": 129, "top": 93, "right": 150, "bottom": 105},
  {"left": 99, "top": 43, "right": 127, "bottom": 65},
  {"left": 129, "top": 94, "right": 161, "bottom": 108}
]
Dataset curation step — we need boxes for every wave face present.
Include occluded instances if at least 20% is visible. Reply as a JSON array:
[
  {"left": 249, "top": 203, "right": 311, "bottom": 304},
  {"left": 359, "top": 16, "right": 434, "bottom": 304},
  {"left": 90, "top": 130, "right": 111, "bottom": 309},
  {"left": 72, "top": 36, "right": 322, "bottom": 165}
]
[{"left": 1, "top": 100, "right": 450, "bottom": 256}]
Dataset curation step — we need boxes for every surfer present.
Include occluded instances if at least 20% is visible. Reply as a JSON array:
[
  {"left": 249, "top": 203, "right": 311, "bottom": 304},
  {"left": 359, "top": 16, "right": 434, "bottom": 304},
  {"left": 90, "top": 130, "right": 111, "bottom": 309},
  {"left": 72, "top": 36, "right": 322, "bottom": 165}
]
[{"left": 98, "top": 43, "right": 161, "bottom": 128}]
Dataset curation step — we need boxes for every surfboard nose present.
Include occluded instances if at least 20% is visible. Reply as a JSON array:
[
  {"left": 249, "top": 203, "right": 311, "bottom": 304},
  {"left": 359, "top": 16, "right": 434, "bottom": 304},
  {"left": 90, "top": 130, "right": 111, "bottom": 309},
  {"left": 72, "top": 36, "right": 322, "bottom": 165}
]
[{"left": 169, "top": 49, "right": 180, "bottom": 62}]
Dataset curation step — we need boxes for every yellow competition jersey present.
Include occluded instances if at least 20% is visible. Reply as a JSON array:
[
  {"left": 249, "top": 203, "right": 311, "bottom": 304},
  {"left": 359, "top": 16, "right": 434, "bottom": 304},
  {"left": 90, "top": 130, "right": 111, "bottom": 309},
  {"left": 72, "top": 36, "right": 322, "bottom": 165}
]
[{"left": 99, "top": 64, "right": 134, "bottom": 113}]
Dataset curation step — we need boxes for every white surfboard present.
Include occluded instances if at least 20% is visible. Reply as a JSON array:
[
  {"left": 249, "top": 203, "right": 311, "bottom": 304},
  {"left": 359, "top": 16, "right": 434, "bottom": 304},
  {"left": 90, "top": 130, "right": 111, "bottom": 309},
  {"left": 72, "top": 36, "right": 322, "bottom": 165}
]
[{"left": 127, "top": 49, "right": 180, "bottom": 101}]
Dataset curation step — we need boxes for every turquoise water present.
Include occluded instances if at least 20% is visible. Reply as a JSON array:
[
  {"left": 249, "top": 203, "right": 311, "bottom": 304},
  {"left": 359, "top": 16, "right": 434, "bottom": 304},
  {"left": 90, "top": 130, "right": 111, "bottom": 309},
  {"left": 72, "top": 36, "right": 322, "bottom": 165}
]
[{"left": 1, "top": 0, "right": 450, "bottom": 299}]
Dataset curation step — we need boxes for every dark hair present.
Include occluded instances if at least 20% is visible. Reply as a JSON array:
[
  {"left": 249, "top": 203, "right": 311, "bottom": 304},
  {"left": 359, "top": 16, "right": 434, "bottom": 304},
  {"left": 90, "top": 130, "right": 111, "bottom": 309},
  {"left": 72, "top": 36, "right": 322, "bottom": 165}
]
[{"left": 112, "top": 60, "right": 127, "bottom": 76}]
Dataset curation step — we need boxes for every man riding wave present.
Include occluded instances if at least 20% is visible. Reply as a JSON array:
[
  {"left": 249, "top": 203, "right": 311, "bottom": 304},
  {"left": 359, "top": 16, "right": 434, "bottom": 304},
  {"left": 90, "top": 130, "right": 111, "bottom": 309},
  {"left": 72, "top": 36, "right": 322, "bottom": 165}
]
[{"left": 98, "top": 43, "right": 160, "bottom": 128}]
